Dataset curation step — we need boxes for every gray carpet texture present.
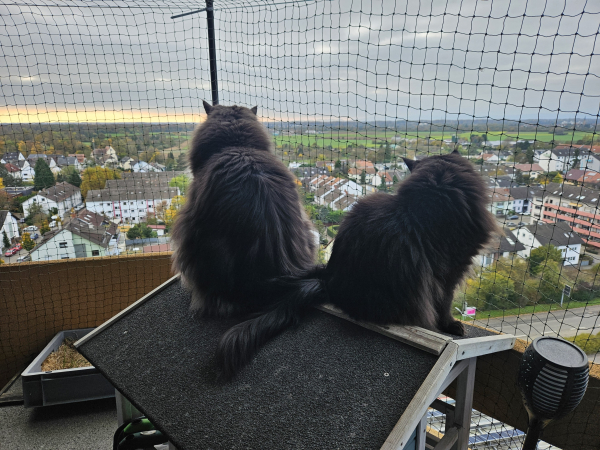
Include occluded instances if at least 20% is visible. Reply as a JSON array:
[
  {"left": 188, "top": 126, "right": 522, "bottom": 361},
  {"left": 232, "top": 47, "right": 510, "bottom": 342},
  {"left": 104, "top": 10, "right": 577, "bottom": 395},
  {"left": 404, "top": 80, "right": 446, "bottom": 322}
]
[{"left": 79, "top": 280, "right": 462, "bottom": 449}]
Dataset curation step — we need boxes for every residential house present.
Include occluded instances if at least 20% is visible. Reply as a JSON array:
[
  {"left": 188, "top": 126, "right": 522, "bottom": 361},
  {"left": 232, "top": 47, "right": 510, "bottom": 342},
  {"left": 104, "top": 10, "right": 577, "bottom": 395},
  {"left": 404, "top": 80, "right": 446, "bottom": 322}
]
[
  {"left": 121, "top": 171, "right": 185, "bottom": 180},
  {"left": 480, "top": 153, "right": 499, "bottom": 163},
  {"left": 513, "top": 163, "right": 544, "bottom": 180},
  {"left": 513, "top": 221, "right": 584, "bottom": 266},
  {"left": 3, "top": 158, "right": 34, "bottom": 182},
  {"left": 104, "top": 178, "right": 174, "bottom": 191},
  {"left": 307, "top": 176, "right": 363, "bottom": 197},
  {"left": 578, "top": 172, "right": 600, "bottom": 186},
  {"left": 93, "top": 146, "right": 119, "bottom": 167},
  {"left": 536, "top": 147, "right": 587, "bottom": 173},
  {"left": 15, "top": 160, "right": 35, "bottom": 182},
  {"left": 1, "top": 152, "right": 25, "bottom": 163},
  {"left": 132, "top": 161, "right": 164, "bottom": 173},
  {"left": 30, "top": 215, "right": 120, "bottom": 261},
  {"left": 68, "top": 154, "right": 87, "bottom": 165},
  {"left": 28, "top": 154, "right": 59, "bottom": 171},
  {"left": 476, "top": 228, "right": 526, "bottom": 267},
  {"left": 148, "top": 225, "right": 166, "bottom": 236},
  {"left": 2, "top": 186, "right": 33, "bottom": 197},
  {"left": 565, "top": 169, "right": 600, "bottom": 187},
  {"left": 371, "top": 171, "right": 394, "bottom": 188},
  {"left": 579, "top": 152, "right": 600, "bottom": 173},
  {"left": 120, "top": 157, "right": 138, "bottom": 171},
  {"left": 4, "top": 163, "right": 21, "bottom": 178},
  {"left": 0, "top": 210, "right": 19, "bottom": 249},
  {"left": 530, "top": 182, "right": 600, "bottom": 249},
  {"left": 509, "top": 187, "right": 535, "bottom": 215},
  {"left": 348, "top": 167, "right": 376, "bottom": 184},
  {"left": 56, "top": 156, "right": 84, "bottom": 172},
  {"left": 316, "top": 160, "right": 347, "bottom": 172},
  {"left": 354, "top": 160, "right": 375, "bottom": 170},
  {"left": 291, "top": 167, "right": 331, "bottom": 178},
  {"left": 483, "top": 141, "right": 515, "bottom": 149},
  {"left": 488, "top": 188, "right": 513, "bottom": 216},
  {"left": 330, "top": 192, "right": 359, "bottom": 211},
  {"left": 565, "top": 169, "right": 587, "bottom": 184},
  {"left": 22, "top": 182, "right": 82, "bottom": 218},
  {"left": 85, "top": 186, "right": 179, "bottom": 224}
]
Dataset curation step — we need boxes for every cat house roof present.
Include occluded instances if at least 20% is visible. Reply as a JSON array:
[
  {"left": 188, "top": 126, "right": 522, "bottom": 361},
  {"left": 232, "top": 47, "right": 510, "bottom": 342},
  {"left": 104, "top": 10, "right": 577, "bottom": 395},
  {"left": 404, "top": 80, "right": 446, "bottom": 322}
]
[{"left": 75, "top": 276, "right": 515, "bottom": 450}]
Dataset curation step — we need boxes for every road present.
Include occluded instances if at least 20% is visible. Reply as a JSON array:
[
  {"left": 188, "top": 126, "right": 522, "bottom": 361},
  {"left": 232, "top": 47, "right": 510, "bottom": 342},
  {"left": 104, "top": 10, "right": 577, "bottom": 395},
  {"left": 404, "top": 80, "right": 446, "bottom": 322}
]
[
  {"left": 471, "top": 304, "right": 600, "bottom": 340},
  {"left": 2, "top": 236, "right": 40, "bottom": 264}
]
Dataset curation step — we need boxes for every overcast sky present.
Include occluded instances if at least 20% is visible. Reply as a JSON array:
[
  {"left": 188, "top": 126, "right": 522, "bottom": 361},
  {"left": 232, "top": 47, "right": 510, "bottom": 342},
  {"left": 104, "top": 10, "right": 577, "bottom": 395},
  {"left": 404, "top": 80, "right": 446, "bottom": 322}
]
[{"left": 1, "top": 0, "right": 599, "bottom": 124}]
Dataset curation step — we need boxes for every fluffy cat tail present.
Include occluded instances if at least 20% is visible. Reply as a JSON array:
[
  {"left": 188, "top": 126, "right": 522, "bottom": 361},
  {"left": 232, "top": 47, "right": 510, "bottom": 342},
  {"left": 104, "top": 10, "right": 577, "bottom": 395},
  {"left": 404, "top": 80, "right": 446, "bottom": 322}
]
[{"left": 215, "top": 268, "right": 328, "bottom": 380}]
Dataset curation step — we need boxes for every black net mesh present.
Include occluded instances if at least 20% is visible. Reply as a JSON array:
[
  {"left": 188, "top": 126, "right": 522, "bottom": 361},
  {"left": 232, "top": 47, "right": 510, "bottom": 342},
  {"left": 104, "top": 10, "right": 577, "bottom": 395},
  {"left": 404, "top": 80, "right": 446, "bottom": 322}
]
[{"left": 2, "top": 0, "right": 600, "bottom": 448}]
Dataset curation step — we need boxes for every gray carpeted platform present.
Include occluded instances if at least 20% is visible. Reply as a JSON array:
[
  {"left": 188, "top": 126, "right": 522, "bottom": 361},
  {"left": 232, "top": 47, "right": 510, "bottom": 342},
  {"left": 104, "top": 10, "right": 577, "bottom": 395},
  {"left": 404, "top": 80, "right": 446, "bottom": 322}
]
[{"left": 78, "top": 280, "right": 487, "bottom": 449}]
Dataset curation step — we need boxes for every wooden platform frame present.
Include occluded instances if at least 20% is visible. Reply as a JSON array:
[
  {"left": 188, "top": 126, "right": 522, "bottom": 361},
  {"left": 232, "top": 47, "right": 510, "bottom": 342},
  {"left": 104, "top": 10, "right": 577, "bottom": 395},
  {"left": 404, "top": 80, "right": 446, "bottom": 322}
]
[{"left": 76, "top": 275, "right": 516, "bottom": 450}]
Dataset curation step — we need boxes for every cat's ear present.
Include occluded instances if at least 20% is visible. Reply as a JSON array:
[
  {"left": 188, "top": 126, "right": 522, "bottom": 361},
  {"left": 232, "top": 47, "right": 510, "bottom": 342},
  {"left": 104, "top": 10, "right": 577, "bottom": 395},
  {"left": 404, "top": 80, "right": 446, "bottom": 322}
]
[
  {"left": 203, "top": 100, "right": 214, "bottom": 115},
  {"left": 402, "top": 157, "right": 416, "bottom": 172},
  {"left": 251, "top": 106, "right": 258, "bottom": 115},
  {"left": 452, "top": 149, "right": 460, "bottom": 155}
]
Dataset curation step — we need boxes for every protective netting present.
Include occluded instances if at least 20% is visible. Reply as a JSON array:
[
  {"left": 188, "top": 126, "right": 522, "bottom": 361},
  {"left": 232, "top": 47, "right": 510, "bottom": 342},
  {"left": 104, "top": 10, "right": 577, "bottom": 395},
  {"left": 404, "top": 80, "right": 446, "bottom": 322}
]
[{"left": 1, "top": 0, "right": 600, "bottom": 448}]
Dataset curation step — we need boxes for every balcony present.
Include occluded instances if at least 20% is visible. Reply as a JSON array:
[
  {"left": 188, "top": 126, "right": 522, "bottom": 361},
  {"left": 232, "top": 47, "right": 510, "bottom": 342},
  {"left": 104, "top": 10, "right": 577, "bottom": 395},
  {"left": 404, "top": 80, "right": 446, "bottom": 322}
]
[{"left": 2, "top": 254, "right": 599, "bottom": 449}]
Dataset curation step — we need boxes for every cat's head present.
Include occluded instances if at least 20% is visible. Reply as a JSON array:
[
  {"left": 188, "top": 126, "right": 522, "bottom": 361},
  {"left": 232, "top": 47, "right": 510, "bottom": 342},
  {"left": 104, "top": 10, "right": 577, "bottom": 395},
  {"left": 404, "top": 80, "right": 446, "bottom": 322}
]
[
  {"left": 402, "top": 149, "right": 462, "bottom": 172},
  {"left": 188, "top": 102, "right": 271, "bottom": 174},
  {"left": 203, "top": 100, "right": 258, "bottom": 120}
]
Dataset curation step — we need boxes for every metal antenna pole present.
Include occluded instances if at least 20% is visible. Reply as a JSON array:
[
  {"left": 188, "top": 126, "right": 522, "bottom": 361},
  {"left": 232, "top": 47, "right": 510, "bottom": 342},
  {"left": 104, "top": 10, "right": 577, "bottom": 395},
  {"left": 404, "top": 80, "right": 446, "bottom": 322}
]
[{"left": 205, "top": 0, "right": 219, "bottom": 106}]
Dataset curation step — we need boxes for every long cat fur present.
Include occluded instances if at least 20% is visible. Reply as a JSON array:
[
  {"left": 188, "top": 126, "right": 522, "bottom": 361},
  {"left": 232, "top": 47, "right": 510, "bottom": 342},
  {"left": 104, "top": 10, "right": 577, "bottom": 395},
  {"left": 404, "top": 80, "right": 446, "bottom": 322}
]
[
  {"left": 216, "top": 150, "right": 499, "bottom": 378},
  {"left": 171, "top": 101, "right": 317, "bottom": 317}
]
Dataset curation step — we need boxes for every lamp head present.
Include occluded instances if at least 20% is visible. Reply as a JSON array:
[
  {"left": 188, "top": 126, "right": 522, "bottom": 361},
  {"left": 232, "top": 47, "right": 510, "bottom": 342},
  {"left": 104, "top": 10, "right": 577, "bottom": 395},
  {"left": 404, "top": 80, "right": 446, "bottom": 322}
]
[{"left": 518, "top": 336, "right": 589, "bottom": 425}]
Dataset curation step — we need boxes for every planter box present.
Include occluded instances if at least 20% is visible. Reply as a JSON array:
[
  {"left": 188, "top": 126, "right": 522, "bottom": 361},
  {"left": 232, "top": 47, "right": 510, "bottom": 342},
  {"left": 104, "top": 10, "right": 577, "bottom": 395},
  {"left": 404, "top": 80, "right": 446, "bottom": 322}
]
[{"left": 22, "top": 328, "right": 115, "bottom": 407}]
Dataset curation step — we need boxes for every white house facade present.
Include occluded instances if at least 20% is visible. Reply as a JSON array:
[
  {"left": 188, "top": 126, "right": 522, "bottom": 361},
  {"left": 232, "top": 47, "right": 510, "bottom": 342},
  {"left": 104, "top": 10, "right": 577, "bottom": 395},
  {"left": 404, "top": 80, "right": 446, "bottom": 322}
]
[
  {"left": 537, "top": 148, "right": 585, "bottom": 173},
  {"left": 85, "top": 186, "right": 180, "bottom": 224},
  {"left": 0, "top": 210, "right": 19, "bottom": 249},
  {"left": 514, "top": 222, "right": 584, "bottom": 266},
  {"left": 30, "top": 218, "right": 119, "bottom": 261},
  {"left": 579, "top": 153, "right": 600, "bottom": 173},
  {"left": 22, "top": 182, "right": 82, "bottom": 218}
]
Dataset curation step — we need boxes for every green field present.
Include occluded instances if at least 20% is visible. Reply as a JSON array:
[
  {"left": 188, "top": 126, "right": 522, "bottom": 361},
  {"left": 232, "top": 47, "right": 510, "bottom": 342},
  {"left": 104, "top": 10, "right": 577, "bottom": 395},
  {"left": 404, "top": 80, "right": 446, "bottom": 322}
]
[{"left": 275, "top": 130, "right": 594, "bottom": 149}]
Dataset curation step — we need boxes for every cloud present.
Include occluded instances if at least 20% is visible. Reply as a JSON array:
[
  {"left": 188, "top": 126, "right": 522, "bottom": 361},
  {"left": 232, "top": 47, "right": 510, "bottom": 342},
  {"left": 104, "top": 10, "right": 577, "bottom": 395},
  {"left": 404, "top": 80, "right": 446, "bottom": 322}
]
[{"left": 0, "top": 0, "right": 598, "bottom": 122}]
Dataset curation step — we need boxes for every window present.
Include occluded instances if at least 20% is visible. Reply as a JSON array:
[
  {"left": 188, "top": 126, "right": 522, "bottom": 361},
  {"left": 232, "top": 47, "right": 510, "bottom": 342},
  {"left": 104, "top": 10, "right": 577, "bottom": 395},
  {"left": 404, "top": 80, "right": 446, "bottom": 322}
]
[
  {"left": 106, "top": 203, "right": 110, "bottom": 206},
  {"left": 59, "top": 242, "right": 67, "bottom": 248},
  {"left": 91, "top": 250, "right": 100, "bottom": 256}
]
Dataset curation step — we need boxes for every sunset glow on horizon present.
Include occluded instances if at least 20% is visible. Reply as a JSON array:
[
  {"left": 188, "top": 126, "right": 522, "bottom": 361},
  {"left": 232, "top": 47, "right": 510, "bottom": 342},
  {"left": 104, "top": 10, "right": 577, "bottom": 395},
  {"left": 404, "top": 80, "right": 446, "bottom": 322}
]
[{"left": 0, "top": 108, "right": 206, "bottom": 124}]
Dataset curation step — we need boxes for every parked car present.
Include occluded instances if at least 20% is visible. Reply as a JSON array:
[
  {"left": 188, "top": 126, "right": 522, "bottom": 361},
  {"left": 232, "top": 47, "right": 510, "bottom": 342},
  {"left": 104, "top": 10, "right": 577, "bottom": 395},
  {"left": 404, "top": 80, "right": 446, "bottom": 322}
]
[
  {"left": 507, "top": 215, "right": 519, "bottom": 220},
  {"left": 31, "top": 233, "right": 39, "bottom": 240},
  {"left": 23, "top": 225, "right": 38, "bottom": 232},
  {"left": 17, "top": 254, "right": 31, "bottom": 262},
  {"left": 13, "top": 243, "right": 22, "bottom": 251},
  {"left": 4, "top": 247, "right": 18, "bottom": 257},
  {"left": 507, "top": 222, "right": 516, "bottom": 226}
]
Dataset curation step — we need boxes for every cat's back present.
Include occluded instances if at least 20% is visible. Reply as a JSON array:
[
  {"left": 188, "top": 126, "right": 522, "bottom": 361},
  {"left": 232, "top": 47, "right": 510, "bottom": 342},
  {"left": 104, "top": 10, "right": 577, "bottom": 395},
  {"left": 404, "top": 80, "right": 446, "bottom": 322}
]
[{"left": 327, "top": 192, "right": 401, "bottom": 266}]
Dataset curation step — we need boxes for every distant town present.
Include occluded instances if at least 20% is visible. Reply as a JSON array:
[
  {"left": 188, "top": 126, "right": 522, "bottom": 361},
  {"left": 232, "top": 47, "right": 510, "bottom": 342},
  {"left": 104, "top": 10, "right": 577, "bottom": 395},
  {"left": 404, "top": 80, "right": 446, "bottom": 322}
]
[{"left": 2, "top": 120, "right": 600, "bottom": 315}]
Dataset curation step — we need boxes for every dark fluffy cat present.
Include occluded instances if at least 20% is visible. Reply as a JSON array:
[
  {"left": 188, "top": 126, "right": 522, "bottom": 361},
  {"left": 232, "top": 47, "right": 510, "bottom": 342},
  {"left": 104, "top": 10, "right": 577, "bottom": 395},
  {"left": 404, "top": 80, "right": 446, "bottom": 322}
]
[
  {"left": 171, "top": 101, "right": 317, "bottom": 317},
  {"left": 216, "top": 150, "right": 498, "bottom": 378}
]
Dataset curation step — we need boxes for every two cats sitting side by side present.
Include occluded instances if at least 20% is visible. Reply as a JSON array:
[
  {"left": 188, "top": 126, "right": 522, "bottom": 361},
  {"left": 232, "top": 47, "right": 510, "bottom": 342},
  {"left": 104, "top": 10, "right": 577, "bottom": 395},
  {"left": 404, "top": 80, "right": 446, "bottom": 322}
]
[{"left": 171, "top": 103, "right": 498, "bottom": 380}]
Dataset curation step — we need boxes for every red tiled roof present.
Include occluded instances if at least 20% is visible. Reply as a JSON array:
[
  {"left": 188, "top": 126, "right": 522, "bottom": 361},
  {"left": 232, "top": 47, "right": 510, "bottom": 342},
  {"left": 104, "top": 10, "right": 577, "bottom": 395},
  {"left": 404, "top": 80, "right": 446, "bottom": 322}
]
[
  {"left": 514, "top": 163, "right": 544, "bottom": 172},
  {"left": 4, "top": 163, "right": 20, "bottom": 173},
  {"left": 142, "top": 244, "right": 171, "bottom": 253}
]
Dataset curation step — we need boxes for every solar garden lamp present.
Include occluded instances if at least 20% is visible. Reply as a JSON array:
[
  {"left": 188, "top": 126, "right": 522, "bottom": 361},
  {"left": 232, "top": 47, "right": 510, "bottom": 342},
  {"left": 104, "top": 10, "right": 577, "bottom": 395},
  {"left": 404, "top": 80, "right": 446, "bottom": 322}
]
[{"left": 518, "top": 336, "right": 589, "bottom": 450}]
